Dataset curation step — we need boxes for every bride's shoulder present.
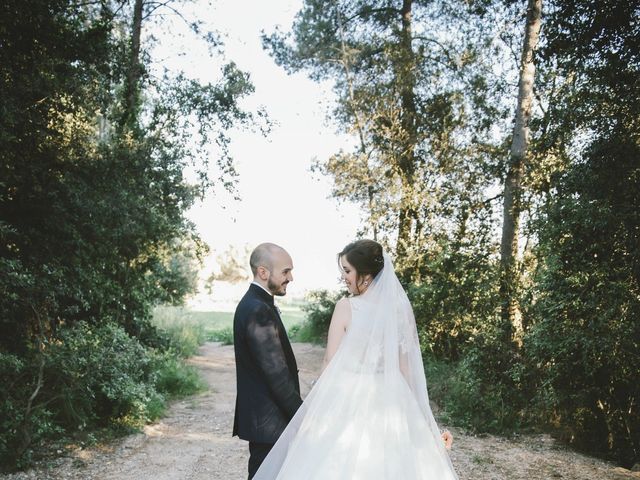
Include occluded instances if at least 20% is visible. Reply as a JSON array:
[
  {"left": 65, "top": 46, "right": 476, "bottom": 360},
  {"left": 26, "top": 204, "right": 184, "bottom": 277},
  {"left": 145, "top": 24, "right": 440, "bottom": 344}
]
[
  {"left": 335, "top": 296, "right": 351, "bottom": 310},
  {"left": 332, "top": 296, "right": 353, "bottom": 317},
  {"left": 327, "top": 296, "right": 352, "bottom": 331}
]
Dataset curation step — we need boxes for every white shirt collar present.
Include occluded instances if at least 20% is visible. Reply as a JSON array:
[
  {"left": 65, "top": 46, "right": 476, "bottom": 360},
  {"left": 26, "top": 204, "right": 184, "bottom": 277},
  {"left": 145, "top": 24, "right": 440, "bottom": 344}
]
[{"left": 251, "top": 281, "right": 273, "bottom": 297}]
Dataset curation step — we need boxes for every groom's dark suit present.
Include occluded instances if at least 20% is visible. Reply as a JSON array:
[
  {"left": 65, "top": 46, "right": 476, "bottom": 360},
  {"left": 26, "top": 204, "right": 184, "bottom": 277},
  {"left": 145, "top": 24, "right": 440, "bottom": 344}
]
[{"left": 233, "top": 283, "right": 302, "bottom": 478}]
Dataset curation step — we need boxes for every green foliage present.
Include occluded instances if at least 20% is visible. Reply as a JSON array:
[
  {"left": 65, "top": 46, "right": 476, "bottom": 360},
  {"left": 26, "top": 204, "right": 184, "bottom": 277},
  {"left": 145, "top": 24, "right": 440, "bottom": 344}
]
[
  {"left": 526, "top": 130, "right": 640, "bottom": 465},
  {"left": 152, "top": 352, "right": 207, "bottom": 399},
  {"left": 408, "top": 220, "right": 500, "bottom": 360},
  {"left": 0, "top": 0, "right": 261, "bottom": 350},
  {"left": 208, "top": 327, "right": 234, "bottom": 346},
  {"left": 288, "top": 322, "right": 320, "bottom": 344},
  {"left": 151, "top": 306, "right": 207, "bottom": 357},
  {"left": 297, "top": 290, "right": 346, "bottom": 345},
  {"left": 279, "top": 305, "right": 308, "bottom": 329},
  {"left": 153, "top": 240, "right": 203, "bottom": 307},
  {"left": 424, "top": 356, "right": 494, "bottom": 431},
  {"left": 0, "top": 0, "right": 258, "bottom": 467},
  {"left": 264, "top": 0, "right": 511, "bottom": 269},
  {"left": 451, "top": 331, "right": 530, "bottom": 433},
  {"left": 43, "top": 323, "right": 158, "bottom": 430},
  {"left": 0, "top": 320, "right": 209, "bottom": 469},
  {"left": 0, "top": 352, "right": 61, "bottom": 468},
  {"left": 420, "top": 310, "right": 531, "bottom": 433},
  {"left": 522, "top": 0, "right": 640, "bottom": 466},
  {"left": 0, "top": 323, "right": 151, "bottom": 467},
  {"left": 0, "top": 0, "right": 199, "bottom": 352}
]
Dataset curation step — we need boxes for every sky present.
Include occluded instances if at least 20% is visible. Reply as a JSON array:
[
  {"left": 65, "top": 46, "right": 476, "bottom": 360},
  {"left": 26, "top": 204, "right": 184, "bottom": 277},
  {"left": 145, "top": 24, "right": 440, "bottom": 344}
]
[{"left": 152, "top": 0, "right": 363, "bottom": 307}]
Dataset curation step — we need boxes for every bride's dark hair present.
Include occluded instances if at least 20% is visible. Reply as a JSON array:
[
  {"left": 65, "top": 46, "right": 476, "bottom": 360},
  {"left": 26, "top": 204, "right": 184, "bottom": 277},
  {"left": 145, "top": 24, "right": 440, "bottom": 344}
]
[{"left": 338, "top": 239, "right": 384, "bottom": 283}]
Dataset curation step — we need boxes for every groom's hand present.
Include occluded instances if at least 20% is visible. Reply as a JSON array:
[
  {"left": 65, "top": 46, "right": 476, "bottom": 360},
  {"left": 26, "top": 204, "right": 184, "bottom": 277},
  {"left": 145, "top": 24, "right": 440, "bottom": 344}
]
[{"left": 441, "top": 430, "right": 453, "bottom": 450}]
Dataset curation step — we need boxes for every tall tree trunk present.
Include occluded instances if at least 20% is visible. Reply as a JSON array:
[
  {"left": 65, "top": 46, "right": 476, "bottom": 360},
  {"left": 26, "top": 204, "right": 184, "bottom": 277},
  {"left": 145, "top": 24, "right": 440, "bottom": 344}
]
[
  {"left": 121, "top": 0, "right": 144, "bottom": 131},
  {"left": 396, "top": 0, "right": 417, "bottom": 260},
  {"left": 499, "top": 0, "right": 542, "bottom": 343}
]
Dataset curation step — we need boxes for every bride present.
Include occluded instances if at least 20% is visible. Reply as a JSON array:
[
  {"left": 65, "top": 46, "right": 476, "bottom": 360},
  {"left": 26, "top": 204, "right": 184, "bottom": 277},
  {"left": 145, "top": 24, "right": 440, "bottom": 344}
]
[{"left": 254, "top": 239, "right": 458, "bottom": 479}]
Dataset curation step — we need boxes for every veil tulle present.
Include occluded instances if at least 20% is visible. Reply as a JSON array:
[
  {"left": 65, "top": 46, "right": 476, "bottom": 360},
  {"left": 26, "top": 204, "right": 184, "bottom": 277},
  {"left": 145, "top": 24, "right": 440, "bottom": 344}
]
[{"left": 254, "top": 252, "right": 458, "bottom": 479}]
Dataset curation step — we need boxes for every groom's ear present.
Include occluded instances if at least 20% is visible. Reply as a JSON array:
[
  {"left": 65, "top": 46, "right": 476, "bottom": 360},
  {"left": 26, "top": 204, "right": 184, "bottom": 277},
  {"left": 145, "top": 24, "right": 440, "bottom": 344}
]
[{"left": 257, "top": 266, "right": 269, "bottom": 280}]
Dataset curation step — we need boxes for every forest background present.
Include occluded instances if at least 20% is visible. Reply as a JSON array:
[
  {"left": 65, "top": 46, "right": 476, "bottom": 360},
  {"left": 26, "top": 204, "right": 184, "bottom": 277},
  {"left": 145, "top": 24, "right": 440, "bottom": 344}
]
[{"left": 1, "top": 0, "right": 638, "bottom": 472}]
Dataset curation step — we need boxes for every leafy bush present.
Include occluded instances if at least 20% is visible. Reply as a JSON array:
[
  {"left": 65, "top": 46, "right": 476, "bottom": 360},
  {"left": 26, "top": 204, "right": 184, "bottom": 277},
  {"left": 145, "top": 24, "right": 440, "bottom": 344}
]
[
  {"left": 152, "top": 352, "right": 207, "bottom": 399},
  {"left": 422, "top": 321, "right": 531, "bottom": 434},
  {"left": 0, "top": 322, "right": 154, "bottom": 466},
  {"left": 43, "top": 322, "right": 158, "bottom": 430},
  {"left": 0, "top": 0, "right": 249, "bottom": 470},
  {"left": 0, "top": 352, "right": 61, "bottom": 469},
  {"left": 455, "top": 337, "right": 529, "bottom": 432},
  {"left": 524, "top": 132, "right": 640, "bottom": 467},
  {"left": 297, "top": 290, "right": 346, "bottom": 345},
  {"left": 407, "top": 239, "right": 499, "bottom": 361},
  {"left": 151, "top": 306, "right": 207, "bottom": 357},
  {"left": 0, "top": 321, "right": 209, "bottom": 469},
  {"left": 208, "top": 327, "right": 234, "bottom": 345}
]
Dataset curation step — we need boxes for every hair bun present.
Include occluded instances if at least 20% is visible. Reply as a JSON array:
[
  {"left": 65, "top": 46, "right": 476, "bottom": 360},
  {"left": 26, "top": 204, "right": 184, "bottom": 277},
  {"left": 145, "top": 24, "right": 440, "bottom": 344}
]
[{"left": 338, "top": 239, "right": 385, "bottom": 279}]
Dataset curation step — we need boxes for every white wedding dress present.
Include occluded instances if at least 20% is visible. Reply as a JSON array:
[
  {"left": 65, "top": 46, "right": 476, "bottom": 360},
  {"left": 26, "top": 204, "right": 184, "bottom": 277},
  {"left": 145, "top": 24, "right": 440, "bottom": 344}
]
[{"left": 254, "top": 253, "right": 458, "bottom": 480}]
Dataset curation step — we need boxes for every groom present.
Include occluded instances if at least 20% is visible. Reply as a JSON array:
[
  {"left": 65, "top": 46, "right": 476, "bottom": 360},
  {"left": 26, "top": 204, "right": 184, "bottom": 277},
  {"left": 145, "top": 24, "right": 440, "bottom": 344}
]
[{"left": 233, "top": 243, "right": 303, "bottom": 479}]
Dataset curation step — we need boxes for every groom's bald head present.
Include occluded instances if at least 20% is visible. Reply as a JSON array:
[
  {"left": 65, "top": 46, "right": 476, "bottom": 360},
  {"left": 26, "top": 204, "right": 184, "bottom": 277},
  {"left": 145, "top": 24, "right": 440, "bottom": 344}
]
[
  {"left": 249, "top": 243, "right": 287, "bottom": 276},
  {"left": 250, "top": 243, "right": 293, "bottom": 296}
]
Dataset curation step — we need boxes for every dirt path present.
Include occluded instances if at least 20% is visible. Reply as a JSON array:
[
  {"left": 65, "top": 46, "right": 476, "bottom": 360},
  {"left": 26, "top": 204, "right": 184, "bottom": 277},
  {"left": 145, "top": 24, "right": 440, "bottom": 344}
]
[{"left": 3, "top": 342, "right": 637, "bottom": 480}]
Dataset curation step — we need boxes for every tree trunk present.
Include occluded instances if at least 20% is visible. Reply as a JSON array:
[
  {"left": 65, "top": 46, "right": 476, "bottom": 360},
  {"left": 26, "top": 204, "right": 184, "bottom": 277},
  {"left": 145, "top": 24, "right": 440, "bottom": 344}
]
[
  {"left": 121, "top": 0, "right": 144, "bottom": 130},
  {"left": 16, "top": 307, "right": 47, "bottom": 459},
  {"left": 396, "top": 0, "right": 417, "bottom": 259},
  {"left": 499, "top": 0, "right": 542, "bottom": 343}
]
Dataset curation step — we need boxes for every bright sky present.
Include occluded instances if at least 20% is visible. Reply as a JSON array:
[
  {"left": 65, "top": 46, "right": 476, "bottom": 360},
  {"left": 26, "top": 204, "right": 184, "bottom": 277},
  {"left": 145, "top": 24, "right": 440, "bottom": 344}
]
[{"left": 153, "top": 0, "right": 363, "bottom": 306}]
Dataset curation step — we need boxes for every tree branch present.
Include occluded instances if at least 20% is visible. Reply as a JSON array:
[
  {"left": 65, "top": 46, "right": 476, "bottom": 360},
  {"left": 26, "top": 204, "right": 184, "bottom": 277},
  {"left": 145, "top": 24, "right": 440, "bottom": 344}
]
[{"left": 343, "top": 6, "right": 402, "bottom": 26}]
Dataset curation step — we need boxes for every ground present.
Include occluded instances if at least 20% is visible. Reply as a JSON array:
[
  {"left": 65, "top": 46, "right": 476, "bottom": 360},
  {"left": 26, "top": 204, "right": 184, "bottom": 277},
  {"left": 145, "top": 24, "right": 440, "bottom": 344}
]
[{"left": 2, "top": 342, "right": 638, "bottom": 480}]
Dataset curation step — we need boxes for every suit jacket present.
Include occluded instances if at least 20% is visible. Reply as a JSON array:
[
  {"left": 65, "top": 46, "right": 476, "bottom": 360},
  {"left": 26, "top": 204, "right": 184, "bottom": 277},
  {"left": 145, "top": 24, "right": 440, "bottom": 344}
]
[{"left": 233, "top": 283, "right": 302, "bottom": 444}]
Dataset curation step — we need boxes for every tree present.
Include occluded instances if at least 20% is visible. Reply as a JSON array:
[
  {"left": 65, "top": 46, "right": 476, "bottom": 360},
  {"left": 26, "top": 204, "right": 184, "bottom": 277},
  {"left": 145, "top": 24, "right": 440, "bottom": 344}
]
[
  {"left": 265, "top": 0, "right": 507, "bottom": 278},
  {"left": 121, "top": 0, "right": 144, "bottom": 131},
  {"left": 0, "top": 0, "right": 262, "bottom": 342},
  {"left": 0, "top": 0, "right": 261, "bottom": 463},
  {"left": 525, "top": 0, "right": 640, "bottom": 465},
  {"left": 499, "top": 0, "right": 542, "bottom": 343},
  {"left": 529, "top": 130, "right": 640, "bottom": 466},
  {"left": 206, "top": 245, "right": 251, "bottom": 288}
]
